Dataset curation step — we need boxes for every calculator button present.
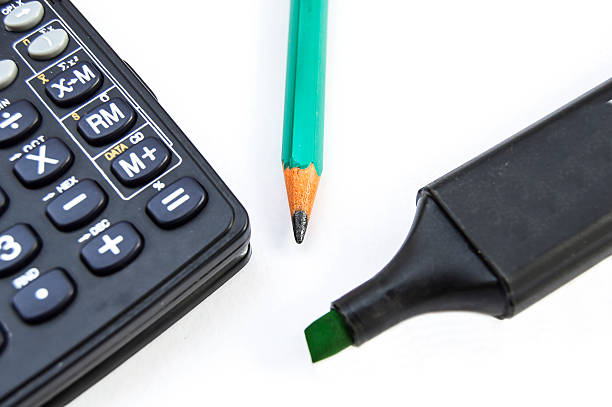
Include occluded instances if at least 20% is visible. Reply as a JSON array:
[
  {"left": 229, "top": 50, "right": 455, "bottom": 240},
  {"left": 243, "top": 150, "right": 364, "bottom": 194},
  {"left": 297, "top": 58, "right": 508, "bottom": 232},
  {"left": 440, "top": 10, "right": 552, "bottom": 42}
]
[
  {"left": 81, "top": 222, "right": 143, "bottom": 276},
  {"left": 78, "top": 98, "right": 136, "bottom": 146},
  {"left": 0, "top": 100, "right": 41, "bottom": 147},
  {"left": 0, "top": 224, "right": 41, "bottom": 277},
  {"left": 4, "top": 1, "right": 44, "bottom": 32},
  {"left": 46, "top": 180, "right": 107, "bottom": 231},
  {"left": 14, "top": 138, "right": 73, "bottom": 188},
  {"left": 111, "top": 138, "right": 171, "bottom": 187},
  {"left": 45, "top": 62, "right": 103, "bottom": 107},
  {"left": 0, "top": 187, "right": 7, "bottom": 217},
  {"left": 28, "top": 29, "right": 70, "bottom": 61},
  {"left": 146, "top": 177, "right": 207, "bottom": 229},
  {"left": 0, "top": 60, "right": 18, "bottom": 90},
  {"left": 12, "top": 269, "right": 75, "bottom": 324}
]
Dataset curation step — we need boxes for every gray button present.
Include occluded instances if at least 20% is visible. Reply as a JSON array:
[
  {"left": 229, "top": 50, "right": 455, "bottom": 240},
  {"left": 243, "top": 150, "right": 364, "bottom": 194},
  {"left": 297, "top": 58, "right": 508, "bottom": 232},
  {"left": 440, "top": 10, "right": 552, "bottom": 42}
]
[
  {"left": 28, "top": 29, "right": 69, "bottom": 61},
  {"left": 0, "top": 60, "right": 18, "bottom": 90},
  {"left": 4, "top": 1, "right": 44, "bottom": 32}
]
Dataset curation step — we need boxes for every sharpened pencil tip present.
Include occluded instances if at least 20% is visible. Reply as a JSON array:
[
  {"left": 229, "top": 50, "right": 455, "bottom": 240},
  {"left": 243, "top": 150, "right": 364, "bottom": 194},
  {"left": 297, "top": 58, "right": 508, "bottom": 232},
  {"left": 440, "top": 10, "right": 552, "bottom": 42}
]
[{"left": 292, "top": 211, "right": 308, "bottom": 244}]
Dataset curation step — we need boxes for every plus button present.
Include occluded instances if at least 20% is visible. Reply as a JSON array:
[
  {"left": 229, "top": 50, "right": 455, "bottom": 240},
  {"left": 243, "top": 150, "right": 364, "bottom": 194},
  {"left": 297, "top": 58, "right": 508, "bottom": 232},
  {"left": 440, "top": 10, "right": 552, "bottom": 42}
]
[{"left": 98, "top": 234, "right": 124, "bottom": 256}]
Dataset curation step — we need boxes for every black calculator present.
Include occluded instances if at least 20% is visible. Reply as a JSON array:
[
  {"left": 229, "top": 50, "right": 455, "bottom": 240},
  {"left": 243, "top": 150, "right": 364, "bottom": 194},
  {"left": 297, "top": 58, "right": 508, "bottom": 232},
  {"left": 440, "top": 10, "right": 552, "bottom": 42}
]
[{"left": 0, "top": 1, "right": 251, "bottom": 405}]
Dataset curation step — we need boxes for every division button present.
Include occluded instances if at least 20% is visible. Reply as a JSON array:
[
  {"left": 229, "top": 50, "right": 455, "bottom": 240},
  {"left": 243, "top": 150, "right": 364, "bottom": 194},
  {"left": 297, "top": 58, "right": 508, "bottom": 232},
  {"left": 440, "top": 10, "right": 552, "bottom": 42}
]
[
  {"left": 81, "top": 222, "right": 143, "bottom": 276},
  {"left": 4, "top": 1, "right": 44, "bottom": 32},
  {"left": 14, "top": 138, "right": 73, "bottom": 188},
  {"left": 146, "top": 177, "right": 208, "bottom": 229},
  {"left": 111, "top": 138, "right": 171, "bottom": 187},
  {"left": 0, "top": 187, "right": 7, "bottom": 217},
  {"left": 0, "top": 60, "right": 18, "bottom": 90},
  {"left": 45, "top": 61, "right": 103, "bottom": 107},
  {"left": 12, "top": 269, "right": 75, "bottom": 324},
  {"left": 28, "top": 29, "right": 69, "bottom": 61},
  {"left": 0, "top": 100, "right": 41, "bottom": 147},
  {"left": 0, "top": 224, "right": 41, "bottom": 277},
  {"left": 77, "top": 98, "right": 136, "bottom": 146},
  {"left": 46, "top": 180, "right": 107, "bottom": 231}
]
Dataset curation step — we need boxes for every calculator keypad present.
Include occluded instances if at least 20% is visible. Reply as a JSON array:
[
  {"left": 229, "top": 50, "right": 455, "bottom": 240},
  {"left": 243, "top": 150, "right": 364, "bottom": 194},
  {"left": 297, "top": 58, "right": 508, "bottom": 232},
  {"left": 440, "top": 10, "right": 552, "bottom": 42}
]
[
  {"left": 12, "top": 268, "right": 75, "bottom": 323},
  {"left": 81, "top": 222, "right": 144, "bottom": 276},
  {"left": 46, "top": 179, "right": 107, "bottom": 231},
  {"left": 0, "top": 224, "right": 41, "bottom": 277},
  {"left": 13, "top": 137, "right": 73, "bottom": 188},
  {"left": 0, "top": 100, "right": 41, "bottom": 147},
  {"left": 0, "top": 1, "right": 247, "bottom": 403}
]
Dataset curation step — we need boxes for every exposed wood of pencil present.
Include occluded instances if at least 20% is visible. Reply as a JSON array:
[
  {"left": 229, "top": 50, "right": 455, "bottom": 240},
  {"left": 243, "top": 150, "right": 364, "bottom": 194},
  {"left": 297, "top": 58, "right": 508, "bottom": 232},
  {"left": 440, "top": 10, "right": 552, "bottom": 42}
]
[{"left": 284, "top": 163, "right": 321, "bottom": 243}]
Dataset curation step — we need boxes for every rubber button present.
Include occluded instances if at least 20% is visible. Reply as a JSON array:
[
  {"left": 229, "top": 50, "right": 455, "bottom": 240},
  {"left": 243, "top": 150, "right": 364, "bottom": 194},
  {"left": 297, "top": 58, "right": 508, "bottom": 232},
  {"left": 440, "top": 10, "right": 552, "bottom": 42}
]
[
  {"left": 111, "top": 138, "right": 171, "bottom": 187},
  {"left": 77, "top": 98, "right": 136, "bottom": 146},
  {"left": 14, "top": 138, "right": 73, "bottom": 188},
  {"left": 45, "top": 61, "right": 103, "bottom": 107},
  {"left": 0, "top": 60, "right": 18, "bottom": 91},
  {"left": 146, "top": 177, "right": 207, "bottom": 229},
  {"left": 81, "top": 222, "right": 143, "bottom": 276},
  {"left": 0, "top": 224, "right": 41, "bottom": 278},
  {"left": 0, "top": 187, "right": 8, "bottom": 217},
  {"left": 0, "top": 100, "right": 41, "bottom": 148},
  {"left": 12, "top": 269, "right": 75, "bottom": 324},
  {"left": 4, "top": 1, "right": 44, "bottom": 32},
  {"left": 46, "top": 179, "right": 107, "bottom": 231},
  {"left": 28, "top": 29, "right": 69, "bottom": 61}
]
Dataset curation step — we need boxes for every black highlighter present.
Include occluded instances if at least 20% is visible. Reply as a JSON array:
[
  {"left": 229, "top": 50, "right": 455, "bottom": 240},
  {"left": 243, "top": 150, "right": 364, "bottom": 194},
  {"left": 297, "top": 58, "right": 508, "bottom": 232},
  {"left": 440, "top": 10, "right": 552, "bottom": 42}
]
[{"left": 306, "top": 78, "right": 612, "bottom": 361}]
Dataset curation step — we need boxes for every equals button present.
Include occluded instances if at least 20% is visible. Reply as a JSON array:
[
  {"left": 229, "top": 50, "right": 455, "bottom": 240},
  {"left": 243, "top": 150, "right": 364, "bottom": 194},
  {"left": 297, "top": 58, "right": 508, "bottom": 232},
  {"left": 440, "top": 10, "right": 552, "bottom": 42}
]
[{"left": 146, "top": 177, "right": 208, "bottom": 229}]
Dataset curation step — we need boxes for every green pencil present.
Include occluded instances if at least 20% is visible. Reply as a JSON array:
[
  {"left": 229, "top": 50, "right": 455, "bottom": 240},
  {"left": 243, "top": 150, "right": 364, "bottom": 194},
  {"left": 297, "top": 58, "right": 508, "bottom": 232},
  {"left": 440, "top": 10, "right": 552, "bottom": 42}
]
[{"left": 282, "top": 0, "right": 328, "bottom": 244}]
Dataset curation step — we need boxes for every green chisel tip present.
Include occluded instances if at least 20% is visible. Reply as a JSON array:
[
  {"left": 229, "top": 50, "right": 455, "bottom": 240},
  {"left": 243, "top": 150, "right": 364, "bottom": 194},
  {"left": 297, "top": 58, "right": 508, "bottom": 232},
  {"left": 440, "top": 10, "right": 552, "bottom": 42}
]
[{"left": 304, "top": 309, "right": 353, "bottom": 363}]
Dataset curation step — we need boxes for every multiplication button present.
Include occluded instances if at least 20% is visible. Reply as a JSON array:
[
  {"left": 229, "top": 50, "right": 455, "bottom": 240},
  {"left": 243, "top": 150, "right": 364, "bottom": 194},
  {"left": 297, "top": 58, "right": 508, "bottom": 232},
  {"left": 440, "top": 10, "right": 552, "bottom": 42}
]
[
  {"left": 0, "top": 100, "right": 41, "bottom": 147},
  {"left": 147, "top": 178, "right": 208, "bottom": 229},
  {"left": 81, "top": 222, "right": 143, "bottom": 276},
  {"left": 46, "top": 180, "right": 107, "bottom": 231},
  {"left": 0, "top": 224, "right": 41, "bottom": 277},
  {"left": 12, "top": 269, "right": 75, "bottom": 323},
  {"left": 14, "top": 138, "right": 73, "bottom": 188},
  {"left": 111, "top": 138, "right": 171, "bottom": 187},
  {"left": 46, "top": 62, "right": 103, "bottom": 107},
  {"left": 3, "top": 1, "right": 44, "bottom": 32},
  {"left": 78, "top": 98, "right": 136, "bottom": 146}
]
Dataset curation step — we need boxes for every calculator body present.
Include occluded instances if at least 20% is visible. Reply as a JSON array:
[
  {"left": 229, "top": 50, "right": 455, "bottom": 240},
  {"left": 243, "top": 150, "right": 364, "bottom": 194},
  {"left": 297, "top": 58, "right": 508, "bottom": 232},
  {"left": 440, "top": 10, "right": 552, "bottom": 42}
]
[{"left": 0, "top": 1, "right": 251, "bottom": 406}]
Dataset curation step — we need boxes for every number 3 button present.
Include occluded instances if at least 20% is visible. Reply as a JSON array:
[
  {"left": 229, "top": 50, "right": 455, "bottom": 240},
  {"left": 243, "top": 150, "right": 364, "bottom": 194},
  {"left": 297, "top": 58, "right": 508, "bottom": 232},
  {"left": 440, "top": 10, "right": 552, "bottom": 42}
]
[{"left": 0, "top": 224, "right": 41, "bottom": 277}]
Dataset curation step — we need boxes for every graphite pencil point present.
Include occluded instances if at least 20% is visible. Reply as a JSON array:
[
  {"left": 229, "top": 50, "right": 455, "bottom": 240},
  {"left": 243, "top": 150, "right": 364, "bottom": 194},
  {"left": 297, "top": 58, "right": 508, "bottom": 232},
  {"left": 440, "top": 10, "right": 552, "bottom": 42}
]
[{"left": 292, "top": 211, "right": 308, "bottom": 244}]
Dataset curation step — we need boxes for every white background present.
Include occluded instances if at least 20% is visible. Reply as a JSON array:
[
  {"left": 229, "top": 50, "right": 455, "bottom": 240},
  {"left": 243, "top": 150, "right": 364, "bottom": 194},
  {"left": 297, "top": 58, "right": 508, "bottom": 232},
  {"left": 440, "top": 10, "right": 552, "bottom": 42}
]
[{"left": 69, "top": 1, "right": 612, "bottom": 406}]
